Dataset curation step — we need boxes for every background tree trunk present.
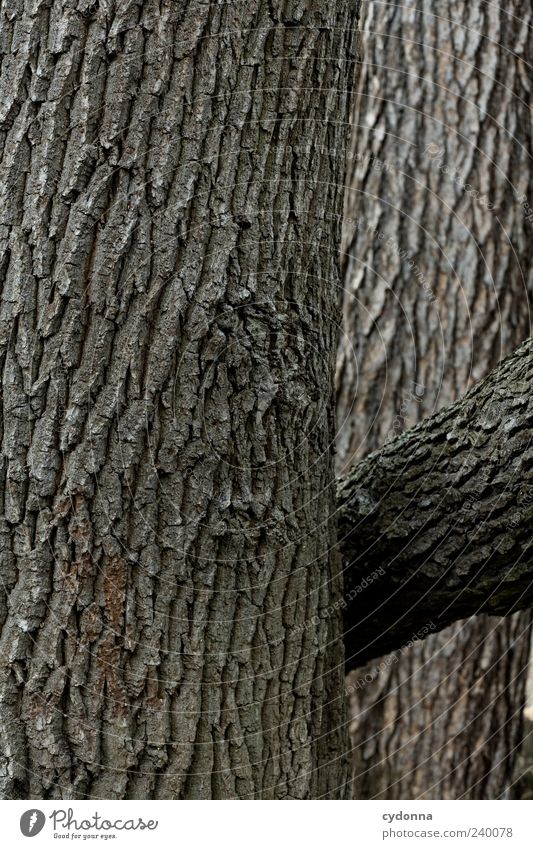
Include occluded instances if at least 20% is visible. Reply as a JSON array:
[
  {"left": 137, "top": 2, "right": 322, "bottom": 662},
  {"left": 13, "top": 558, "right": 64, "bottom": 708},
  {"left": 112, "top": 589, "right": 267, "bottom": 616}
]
[
  {"left": 515, "top": 653, "right": 533, "bottom": 797},
  {"left": 337, "top": 0, "right": 533, "bottom": 799},
  {"left": 0, "top": 0, "right": 358, "bottom": 799}
]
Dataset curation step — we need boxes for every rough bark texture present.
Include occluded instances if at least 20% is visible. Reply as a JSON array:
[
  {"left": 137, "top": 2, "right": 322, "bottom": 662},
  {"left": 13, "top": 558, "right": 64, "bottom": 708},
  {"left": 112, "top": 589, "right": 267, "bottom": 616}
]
[
  {"left": 0, "top": 0, "right": 358, "bottom": 799},
  {"left": 336, "top": 0, "right": 533, "bottom": 798},
  {"left": 339, "top": 336, "right": 533, "bottom": 662}
]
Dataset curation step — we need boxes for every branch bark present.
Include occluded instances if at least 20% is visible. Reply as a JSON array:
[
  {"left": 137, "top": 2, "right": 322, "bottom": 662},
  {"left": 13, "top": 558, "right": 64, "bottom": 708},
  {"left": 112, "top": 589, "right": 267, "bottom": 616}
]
[{"left": 339, "top": 337, "right": 533, "bottom": 667}]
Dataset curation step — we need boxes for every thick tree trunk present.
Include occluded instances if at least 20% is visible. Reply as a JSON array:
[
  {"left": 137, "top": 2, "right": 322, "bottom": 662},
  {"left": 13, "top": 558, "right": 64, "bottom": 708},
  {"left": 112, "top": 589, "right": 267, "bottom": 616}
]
[
  {"left": 0, "top": 0, "right": 358, "bottom": 799},
  {"left": 337, "top": 0, "right": 533, "bottom": 798}
]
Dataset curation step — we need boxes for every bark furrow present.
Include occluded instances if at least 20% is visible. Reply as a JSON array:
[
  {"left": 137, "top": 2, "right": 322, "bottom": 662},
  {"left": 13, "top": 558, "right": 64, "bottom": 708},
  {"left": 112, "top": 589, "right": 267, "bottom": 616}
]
[{"left": 0, "top": 0, "right": 358, "bottom": 799}]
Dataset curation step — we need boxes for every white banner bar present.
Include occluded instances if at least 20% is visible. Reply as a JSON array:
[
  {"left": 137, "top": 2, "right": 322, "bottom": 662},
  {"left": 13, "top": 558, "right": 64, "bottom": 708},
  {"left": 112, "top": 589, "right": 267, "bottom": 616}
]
[{"left": 1, "top": 800, "right": 532, "bottom": 848}]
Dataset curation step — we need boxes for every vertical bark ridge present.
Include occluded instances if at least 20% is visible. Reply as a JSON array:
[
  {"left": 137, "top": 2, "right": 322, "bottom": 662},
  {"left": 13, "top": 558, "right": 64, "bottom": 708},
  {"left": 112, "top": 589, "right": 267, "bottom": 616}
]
[
  {"left": 337, "top": 0, "right": 533, "bottom": 799},
  {"left": 0, "top": 0, "right": 359, "bottom": 799}
]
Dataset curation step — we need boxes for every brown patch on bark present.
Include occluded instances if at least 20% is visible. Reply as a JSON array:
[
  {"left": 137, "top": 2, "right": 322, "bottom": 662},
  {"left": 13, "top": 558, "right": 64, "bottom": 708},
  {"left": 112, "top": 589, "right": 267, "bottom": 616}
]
[{"left": 103, "top": 555, "right": 127, "bottom": 631}]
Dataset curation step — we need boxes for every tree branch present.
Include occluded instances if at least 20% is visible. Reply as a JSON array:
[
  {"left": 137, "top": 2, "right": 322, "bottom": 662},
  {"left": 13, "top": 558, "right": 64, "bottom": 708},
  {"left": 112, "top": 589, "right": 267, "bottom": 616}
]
[{"left": 338, "top": 338, "right": 533, "bottom": 668}]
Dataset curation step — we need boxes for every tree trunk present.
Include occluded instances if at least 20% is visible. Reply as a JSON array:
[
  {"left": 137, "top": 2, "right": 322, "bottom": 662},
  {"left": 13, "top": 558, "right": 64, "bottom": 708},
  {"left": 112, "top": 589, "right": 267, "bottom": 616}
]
[
  {"left": 0, "top": 0, "right": 358, "bottom": 799},
  {"left": 337, "top": 0, "right": 533, "bottom": 798}
]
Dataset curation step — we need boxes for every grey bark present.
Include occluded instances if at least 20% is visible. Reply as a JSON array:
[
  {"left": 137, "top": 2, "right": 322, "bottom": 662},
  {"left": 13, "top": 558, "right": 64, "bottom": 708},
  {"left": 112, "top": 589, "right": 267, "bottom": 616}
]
[
  {"left": 0, "top": 0, "right": 359, "bottom": 799},
  {"left": 339, "top": 335, "right": 533, "bottom": 663},
  {"left": 2, "top": 0, "right": 533, "bottom": 804},
  {"left": 337, "top": 0, "right": 533, "bottom": 798}
]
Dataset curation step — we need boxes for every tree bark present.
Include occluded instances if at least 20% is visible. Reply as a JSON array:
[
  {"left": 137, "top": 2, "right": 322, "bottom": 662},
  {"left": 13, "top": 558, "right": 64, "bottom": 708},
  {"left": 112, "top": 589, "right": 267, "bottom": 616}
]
[
  {"left": 0, "top": 0, "right": 358, "bottom": 799},
  {"left": 339, "top": 335, "right": 533, "bottom": 663},
  {"left": 336, "top": 0, "right": 533, "bottom": 799}
]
